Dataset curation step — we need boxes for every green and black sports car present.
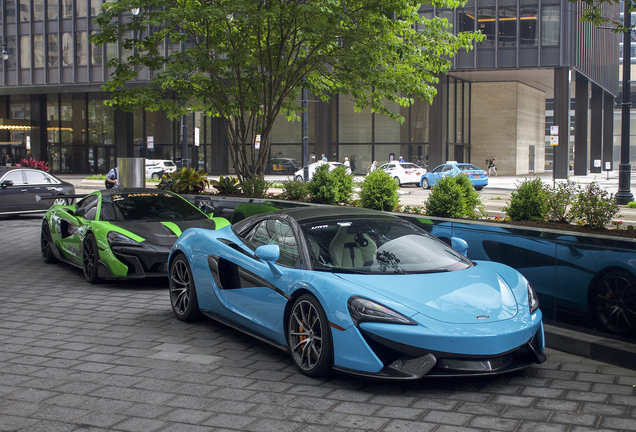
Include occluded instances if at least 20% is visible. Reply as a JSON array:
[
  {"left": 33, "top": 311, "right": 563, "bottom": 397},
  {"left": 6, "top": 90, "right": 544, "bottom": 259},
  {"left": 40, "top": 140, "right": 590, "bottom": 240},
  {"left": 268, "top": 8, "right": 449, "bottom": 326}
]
[{"left": 40, "top": 188, "right": 229, "bottom": 283}]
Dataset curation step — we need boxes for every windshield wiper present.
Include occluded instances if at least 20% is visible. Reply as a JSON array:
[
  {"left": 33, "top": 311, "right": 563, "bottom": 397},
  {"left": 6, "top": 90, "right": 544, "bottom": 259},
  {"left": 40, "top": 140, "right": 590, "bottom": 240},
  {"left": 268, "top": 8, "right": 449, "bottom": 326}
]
[{"left": 330, "top": 268, "right": 370, "bottom": 275}]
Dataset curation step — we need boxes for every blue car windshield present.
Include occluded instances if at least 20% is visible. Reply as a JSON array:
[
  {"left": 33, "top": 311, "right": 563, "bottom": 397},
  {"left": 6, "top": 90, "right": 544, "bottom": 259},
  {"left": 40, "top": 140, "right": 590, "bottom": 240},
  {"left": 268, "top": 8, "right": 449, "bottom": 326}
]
[
  {"left": 300, "top": 217, "right": 472, "bottom": 274},
  {"left": 99, "top": 192, "right": 207, "bottom": 221},
  {"left": 457, "top": 164, "right": 481, "bottom": 171}
]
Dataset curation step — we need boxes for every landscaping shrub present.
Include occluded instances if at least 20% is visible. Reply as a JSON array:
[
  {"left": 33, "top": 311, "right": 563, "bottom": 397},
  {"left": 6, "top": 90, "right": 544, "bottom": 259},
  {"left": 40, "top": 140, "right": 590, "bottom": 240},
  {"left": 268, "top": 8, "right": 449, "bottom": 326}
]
[
  {"left": 569, "top": 182, "right": 619, "bottom": 230},
  {"left": 241, "top": 175, "right": 273, "bottom": 198},
  {"left": 280, "top": 179, "right": 308, "bottom": 201},
  {"left": 425, "top": 174, "right": 482, "bottom": 218},
  {"left": 504, "top": 177, "right": 549, "bottom": 222},
  {"left": 628, "top": 202, "right": 636, "bottom": 209},
  {"left": 210, "top": 175, "right": 242, "bottom": 195},
  {"left": 306, "top": 164, "right": 353, "bottom": 204},
  {"left": 358, "top": 169, "right": 399, "bottom": 211},
  {"left": 546, "top": 179, "right": 577, "bottom": 223},
  {"left": 157, "top": 168, "right": 211, "bottom": 194}
]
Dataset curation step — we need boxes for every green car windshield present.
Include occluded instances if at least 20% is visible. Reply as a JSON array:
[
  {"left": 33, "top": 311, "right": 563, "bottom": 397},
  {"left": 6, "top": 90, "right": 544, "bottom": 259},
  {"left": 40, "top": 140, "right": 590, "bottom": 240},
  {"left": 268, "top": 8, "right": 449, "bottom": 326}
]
[
  {"left": 301, "top": 217, "right": 472, "bottom": 274},
  {"left": 100, "top": 192, "right": 207, "bottom": 221}
]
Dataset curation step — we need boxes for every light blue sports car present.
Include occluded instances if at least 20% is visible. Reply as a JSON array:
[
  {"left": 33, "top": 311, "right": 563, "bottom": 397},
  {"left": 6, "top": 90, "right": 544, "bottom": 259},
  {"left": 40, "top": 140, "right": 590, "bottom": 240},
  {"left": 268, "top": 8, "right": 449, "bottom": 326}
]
[
  {"left": 168, "top": 206, "right": 545, "bottom": 379},
  {"left": 421, "top": 162, "right": 489, "bottom": 191}
]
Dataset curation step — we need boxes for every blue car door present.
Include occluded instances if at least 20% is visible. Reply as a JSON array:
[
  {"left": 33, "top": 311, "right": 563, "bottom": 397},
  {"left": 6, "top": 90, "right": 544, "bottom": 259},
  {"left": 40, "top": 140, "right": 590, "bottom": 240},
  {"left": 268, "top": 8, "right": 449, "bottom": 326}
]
[{"left": 209, "top": 218, "right": 299, "bottom": 345}]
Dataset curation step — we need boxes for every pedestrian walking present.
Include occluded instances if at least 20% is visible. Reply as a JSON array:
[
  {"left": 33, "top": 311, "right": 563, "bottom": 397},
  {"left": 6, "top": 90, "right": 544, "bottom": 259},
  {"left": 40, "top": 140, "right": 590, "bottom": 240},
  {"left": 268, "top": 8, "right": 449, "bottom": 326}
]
[
  {"left": 399, "top": 155, "right": 405, "bottom": 163},
  {"left": 367, "top": 160, "right": 377, "bottom": 174},
  {"left": 321, "top": 153, "right": 328, "bottom": 162},
  {"left": 343, "top": 157, "right": 350, "bottom": 168},
  {"left": 488, "top": 157, "right": 497, "bottom": 176}
]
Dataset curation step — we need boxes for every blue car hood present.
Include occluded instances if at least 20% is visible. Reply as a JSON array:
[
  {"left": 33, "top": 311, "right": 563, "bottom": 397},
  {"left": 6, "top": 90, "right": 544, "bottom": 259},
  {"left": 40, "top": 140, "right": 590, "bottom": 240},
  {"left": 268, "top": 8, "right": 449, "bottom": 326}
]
[{"left": 335, "top": 265, "right": 518, "bottom": 324}]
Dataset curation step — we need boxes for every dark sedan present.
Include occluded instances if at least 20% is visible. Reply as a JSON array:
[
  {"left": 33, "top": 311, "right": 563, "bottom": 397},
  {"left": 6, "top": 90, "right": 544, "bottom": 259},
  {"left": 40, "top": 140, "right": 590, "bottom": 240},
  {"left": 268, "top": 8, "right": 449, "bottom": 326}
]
[{"left": 0, "top": 167, "right": 75, "bottom": 215}]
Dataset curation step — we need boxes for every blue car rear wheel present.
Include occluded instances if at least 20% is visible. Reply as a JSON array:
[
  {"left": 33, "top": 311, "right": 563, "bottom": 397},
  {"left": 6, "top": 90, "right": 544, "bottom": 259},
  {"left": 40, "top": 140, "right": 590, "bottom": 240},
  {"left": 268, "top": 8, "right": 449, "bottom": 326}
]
[{"left": 287, "top": 294, "right": 333, "bottom": 377}]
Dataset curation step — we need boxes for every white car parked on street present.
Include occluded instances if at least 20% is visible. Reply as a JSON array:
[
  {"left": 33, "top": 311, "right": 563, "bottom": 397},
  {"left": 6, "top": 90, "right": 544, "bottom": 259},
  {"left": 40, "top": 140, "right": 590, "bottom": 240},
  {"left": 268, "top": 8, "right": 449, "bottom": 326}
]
[
  {"left": 145, "top": 159, "right": 177, "bottom": 179},
  {"left": 294, "top": 161, "right": 351, "bottom": 181},
  {"left": 378, "top": 161, "right": 427, "bottom": 187}
]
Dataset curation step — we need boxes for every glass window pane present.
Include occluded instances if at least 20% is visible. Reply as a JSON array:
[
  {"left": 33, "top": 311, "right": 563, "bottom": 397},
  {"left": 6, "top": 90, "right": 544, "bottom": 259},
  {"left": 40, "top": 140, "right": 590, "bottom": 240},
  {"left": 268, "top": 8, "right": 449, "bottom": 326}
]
[
  {"left": 498, "top": 4, "right": 517, "bottom": 47},
  {"left": 88, "top": 94, "right": 115, "bottom": 145},
  {"left": 62, "top": 32, "right": 73, "bottom": 66},
  {"left": 61, "top": 0, "right": 71, "bottom": 18},
  {"left": 47, "top": 0, "right": 57, "bottom": 19},
  {"left": 48, "top": 34, "right": 59, "bottom": 67},
  {"left": 375, "top": 97, "right": 408, "bottom": 143},
  {"left": 76, "top": 31, "right": 88, "bottom": 66},
  {"left": 106, "top": 42, "right": 117, "bottom": 62},
  {"left": 34, "top": 0, "right": 44, "bottom": 20},
  {"left": 6, "top": 0, "right": 16, "bottom": 22},
  {"left": 271, "top": 103, "right": 301, "bottom": 143},
  {"left": 90, "top": 31, "right": 102, "bottom": 65},
  {"left": 477, "top": 6, "right": 496, "bottom": 47},
  {"left": 20, "top": 35, "right": 31, "bottom": 68},
  {"left": 34, "top": 34, "right": 45, "bottom": 67},
  {"left": 411, "top": 97, "right": 429, "bottom": 143},
  {"left": 75, "top": 0, "right": 86, "bottom": 17},
  {"left": 339, "top": 96, "right": 372, "bottom": 143},
  {"left": 91, "top": 0, "right": 103, "bottom": 16},
  {"left": 520, "top": 5, "right": 538, "bottom": 46},
  {"left": 541, "top": 4, "right": 560, "bottom": 46},
  {"left": 19, "top": 0, "right": 29, "bottom": 21},
  {"left": 458, "top": 5, "right": 475, "bottom": 32}
]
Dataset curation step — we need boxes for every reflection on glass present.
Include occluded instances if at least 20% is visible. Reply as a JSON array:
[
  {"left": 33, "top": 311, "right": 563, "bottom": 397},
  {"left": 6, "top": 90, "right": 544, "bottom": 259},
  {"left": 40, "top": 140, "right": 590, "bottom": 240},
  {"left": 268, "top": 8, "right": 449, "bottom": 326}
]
[
  {"left": 520, "top": 5, "right": 538, "bottom": 46},
  {"left": 498, "top": 4, "right": 517, "bottom": 47},
  {"left": 19, "top": 0, "right": 29, "bottom": 21},
  {"left": 90, "top": 31, "right": 102, "bottom": 65},
  {"left": 47, "top": 0, "right": 57, "bottom": 19},
  {"left": 34, "top": 34, "right": 45, "bottom": 67},
  {"left": 62, "top": 32, "right": 73, "bottom": 66},
  {"left": 477, "top": 6, "right": 496, "bottom": 47},
  {"left": 20, "top": 35, "right": 31, "bottom": 69},
  {"left": 541, "top": 4, "right": 560, "bottom": 46},
  {"left": 76, "top": 31, "right": 88, "bottom": 66},
  {"left": 34, "top": 0, "right": 44, "bottom": 20},
  {"left": 48, "top": 34, "right": 59, "bottom": 67}
]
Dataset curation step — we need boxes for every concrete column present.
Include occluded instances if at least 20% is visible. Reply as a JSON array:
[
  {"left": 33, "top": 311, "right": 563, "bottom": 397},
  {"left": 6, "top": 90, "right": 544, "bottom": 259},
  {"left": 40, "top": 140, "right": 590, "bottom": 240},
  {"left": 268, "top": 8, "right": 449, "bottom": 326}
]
[
  {"left": 553, "top": 68, "right": 571, "bottom": 179},
  {"left": 603, "top": 91, "right": 614, "bottom": 172},
  {"left": 589, "top": 84, "right": 603, "bottom": 173},
  {"left": 574, "top": 72, "right": 589, "bottom": 176},
  {"left": 429, "top": 74, "right": 447, "bottom": 168}
]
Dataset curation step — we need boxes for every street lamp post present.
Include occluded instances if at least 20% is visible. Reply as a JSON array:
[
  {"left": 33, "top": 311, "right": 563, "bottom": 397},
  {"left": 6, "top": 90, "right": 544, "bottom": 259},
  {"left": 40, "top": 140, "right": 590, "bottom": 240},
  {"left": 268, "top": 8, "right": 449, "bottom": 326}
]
[
  {"left": 617, "top": 0, "right": 634, "bottom": 204},
  {"left": 302, "top": 87, "right": 309, "bottom": 182}
]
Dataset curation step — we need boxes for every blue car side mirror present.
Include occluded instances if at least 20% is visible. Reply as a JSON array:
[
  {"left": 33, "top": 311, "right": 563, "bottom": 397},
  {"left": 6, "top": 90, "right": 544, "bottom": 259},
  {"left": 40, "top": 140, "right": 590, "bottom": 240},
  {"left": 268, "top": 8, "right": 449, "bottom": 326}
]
[
  {"left": 451, "top": 237, "right": 468, "bottom": 256},
  {"left": 255, "top": 244, "right": 282, "bottom": 278}
]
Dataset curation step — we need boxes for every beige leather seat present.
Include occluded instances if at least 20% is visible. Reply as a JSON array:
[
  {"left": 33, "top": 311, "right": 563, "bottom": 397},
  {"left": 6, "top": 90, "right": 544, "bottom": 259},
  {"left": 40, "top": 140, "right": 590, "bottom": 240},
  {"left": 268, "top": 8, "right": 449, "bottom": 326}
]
[{"left": 328, "top": 227, "right": 376, "bottom": 268}]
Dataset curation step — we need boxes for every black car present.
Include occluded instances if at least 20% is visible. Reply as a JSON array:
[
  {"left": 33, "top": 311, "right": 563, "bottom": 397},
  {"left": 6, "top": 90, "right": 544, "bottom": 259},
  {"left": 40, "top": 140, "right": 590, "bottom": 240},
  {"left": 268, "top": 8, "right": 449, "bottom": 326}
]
[{"left": 0, "top": 167, "right": 75, "bottom": 215}]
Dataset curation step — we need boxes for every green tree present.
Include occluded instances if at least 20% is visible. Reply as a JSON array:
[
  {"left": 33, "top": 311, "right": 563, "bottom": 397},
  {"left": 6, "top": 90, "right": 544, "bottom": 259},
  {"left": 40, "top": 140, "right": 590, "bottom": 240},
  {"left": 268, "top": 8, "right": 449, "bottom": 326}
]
[{"left": 92, "top": 0, "right": 482, "bottom": 181}]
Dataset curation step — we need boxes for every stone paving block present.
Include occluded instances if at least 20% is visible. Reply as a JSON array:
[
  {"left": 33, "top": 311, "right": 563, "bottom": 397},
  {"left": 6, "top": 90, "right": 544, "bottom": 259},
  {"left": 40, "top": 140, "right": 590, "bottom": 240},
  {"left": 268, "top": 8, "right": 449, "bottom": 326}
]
[
  {"left": 247, "top": 391, "right": 297, "bottom": 405},
  {"left": 455, "top": 401, "right": 506, "bottom": 416},
  {"left": 517, "top": 422, "right": 569, "bottom": 432},
  {"left": 332, "top": 401, "right": 381, "bottom": 416},
  {"left": 244, "top": 417, "right": 304, "bottom": 432},
  {"left": 501, "top": 406, "right": 552, "bottom": 422},
  {"left": 599, "top": 416, "right": 636, "bottom": 430},
  {"left": 202, "top": 412, "right": 258, "bottom": 429},
  {"left": 286, "top": 395, "right": 339, "bottom": 411},
  {"left": 520, "top": 386, "right": 566, "bottom": 399},
  {"left": 548, "top": 379, "right": 592, "bottom": 391},
  {"left": 468, "top": 416, "right": 521, "bottom": 431},
  {"left": 109, "top": 416, "right": 168, "bottom": 432},
  {"left": 290, "top": 410, "right": 345, "bottom": 426},
  {"left": 333, "top": 414, "right": 390, "bottom": 430},
  {"left": 206, "top": 399, "right": 258, "bottom": 414},
  {"left": 159, "top": 407, "right": 213, "bottom": 424},
  {"left": 591, "top": 382, "right": 635, "bottom": 395},
  {"left": 550, "top": 412, "right": 601, "bottom": 427},
  {"left": 564, "top": 390, "right": 610, "bottom": 403},
  {"left": 421, "top": 410, "right": 473, "bottom": 426},
  {"left": 382, "top": 419, "right": 437, "bottom": 432}
]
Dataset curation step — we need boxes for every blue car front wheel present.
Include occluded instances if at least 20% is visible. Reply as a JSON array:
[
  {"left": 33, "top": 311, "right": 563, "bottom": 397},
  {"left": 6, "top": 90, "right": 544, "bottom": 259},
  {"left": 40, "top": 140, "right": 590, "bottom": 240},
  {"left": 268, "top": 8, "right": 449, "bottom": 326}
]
[
  {"left": 169, "top": 253, "right": 202, "bottom": 322},
  {"left": 287, "top": 294, "right": 333, "bottom": 377},
  {"left": 421, "top": 178, "right": 430, "bottom": 189}
]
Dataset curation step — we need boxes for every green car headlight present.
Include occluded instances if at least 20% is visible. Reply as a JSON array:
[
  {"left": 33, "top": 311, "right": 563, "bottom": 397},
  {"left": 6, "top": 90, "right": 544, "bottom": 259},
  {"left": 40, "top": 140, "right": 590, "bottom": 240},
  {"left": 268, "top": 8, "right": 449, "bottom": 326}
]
[
  {"left": 348, "top": 296, "right": 417, "bottom": 325},
  {"left": 107, "top": 231, "right": 140, "bottom": 246}
]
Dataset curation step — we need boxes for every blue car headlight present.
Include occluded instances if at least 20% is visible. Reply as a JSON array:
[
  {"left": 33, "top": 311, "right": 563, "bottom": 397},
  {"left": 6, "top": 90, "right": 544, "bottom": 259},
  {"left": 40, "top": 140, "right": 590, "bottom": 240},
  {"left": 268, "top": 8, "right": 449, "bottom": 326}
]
[
  {"left": 528, "top": 283, "right": 540, "bottom": 314},
  {"left": 107, "top": 231, "right": 140, "bottom": 247},
  {"left": 348, "top": 296, "right": 417, "bottom": 326}
]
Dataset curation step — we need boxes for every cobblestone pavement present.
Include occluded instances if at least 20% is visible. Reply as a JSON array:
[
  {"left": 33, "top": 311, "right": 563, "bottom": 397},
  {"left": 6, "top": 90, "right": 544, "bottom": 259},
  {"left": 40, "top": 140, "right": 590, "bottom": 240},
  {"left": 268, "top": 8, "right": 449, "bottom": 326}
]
[{"left": 1, "top": 216, "right": 636, "bottom": 432}]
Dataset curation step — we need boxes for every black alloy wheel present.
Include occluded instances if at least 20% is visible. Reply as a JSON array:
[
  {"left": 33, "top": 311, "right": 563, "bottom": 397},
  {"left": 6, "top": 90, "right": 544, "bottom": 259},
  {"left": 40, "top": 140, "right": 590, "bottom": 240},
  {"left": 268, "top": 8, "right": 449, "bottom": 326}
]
[
  {"left": 591, "top": 270, "right": 636, "bottom": 335},
  {"left": 82, "top": 233, "right": 102, "bottom": 284},
  {"left": 169, "top": 253, "right": 202, "bottom": 322},
  {"left": 41, "top": 221, "right": 57, "bottom": 263},
  {"left": 287, "top": 294, "right": 333, "bottom": 377}
]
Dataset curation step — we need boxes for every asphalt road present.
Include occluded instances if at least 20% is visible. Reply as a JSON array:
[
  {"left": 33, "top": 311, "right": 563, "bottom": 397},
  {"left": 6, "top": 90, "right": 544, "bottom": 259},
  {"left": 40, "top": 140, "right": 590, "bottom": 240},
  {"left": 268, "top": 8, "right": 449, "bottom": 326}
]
[{"left": 1, "top": 216, "right": 635, "bottom": 431}]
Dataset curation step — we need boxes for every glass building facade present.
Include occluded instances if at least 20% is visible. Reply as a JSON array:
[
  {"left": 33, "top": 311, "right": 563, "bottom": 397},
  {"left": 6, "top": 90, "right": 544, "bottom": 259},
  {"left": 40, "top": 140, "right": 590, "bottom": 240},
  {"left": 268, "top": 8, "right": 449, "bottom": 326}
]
[{"left": 0, "top": 1, "right": 619, "bottom": 178}]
